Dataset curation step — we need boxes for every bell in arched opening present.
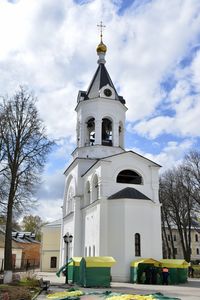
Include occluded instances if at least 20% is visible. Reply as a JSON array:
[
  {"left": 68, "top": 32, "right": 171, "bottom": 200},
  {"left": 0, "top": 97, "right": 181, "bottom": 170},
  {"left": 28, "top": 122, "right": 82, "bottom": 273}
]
[
  {"left": 102, "top": 118, "right": 112, "bottom": 146},
  {"left": 87, "top": 118, "right": 95, "bottom": 146}
]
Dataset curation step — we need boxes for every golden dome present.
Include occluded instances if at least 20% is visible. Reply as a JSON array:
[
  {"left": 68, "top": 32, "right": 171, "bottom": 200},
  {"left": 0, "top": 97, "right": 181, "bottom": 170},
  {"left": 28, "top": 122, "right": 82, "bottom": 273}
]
[{"left": 96, "top": 42, "right": 107, "bottom": 53}]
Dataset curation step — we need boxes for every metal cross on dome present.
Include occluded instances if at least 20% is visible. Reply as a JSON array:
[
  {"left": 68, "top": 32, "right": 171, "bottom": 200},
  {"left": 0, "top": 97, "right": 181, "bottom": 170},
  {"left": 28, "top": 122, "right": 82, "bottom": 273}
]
[{"left": 97, "top": 21, "right": 106, "bottom": 42}]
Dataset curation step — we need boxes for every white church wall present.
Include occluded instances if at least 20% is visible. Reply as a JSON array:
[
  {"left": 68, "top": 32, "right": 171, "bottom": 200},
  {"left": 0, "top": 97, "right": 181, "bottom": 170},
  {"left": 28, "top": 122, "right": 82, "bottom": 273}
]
[
  {"left": 108, "top": 199, "right": 162, "bottom": 282},
  {"left": 73, "top": 145, "right": 124, "bottom": 159},
  {"left": 124, "top": 200, "right": 162, "bottom": 259},
  {"left": 99, "top": 153, "right": 160, "bottom": 202},
  {"left": 107, "top": 200, "right": 125, "bottom": 281},
  {"left": 83, "top": 203, "right": 100, "bottom": 257}
]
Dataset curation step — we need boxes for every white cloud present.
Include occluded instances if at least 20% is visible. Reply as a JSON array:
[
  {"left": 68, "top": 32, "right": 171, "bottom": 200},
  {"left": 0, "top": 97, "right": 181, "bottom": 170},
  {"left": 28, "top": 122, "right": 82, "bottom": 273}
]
[
  {"left": 35, "top": 198, "right": 63, "bottom": 222},
  {"left": 130, "top": 138, "right": 195, "bottom": 172},
  {"left": 1, "top": 0, "right": 200, "bottom": 219},
  {"left": 147, "top": 139, "right": 195, "bottom": 171},
  {"left": 131, "top": 116, "right": 174, "bottom": 139},
  {"left": 1, "top": 0, "right": 200, "bottom": 141}
]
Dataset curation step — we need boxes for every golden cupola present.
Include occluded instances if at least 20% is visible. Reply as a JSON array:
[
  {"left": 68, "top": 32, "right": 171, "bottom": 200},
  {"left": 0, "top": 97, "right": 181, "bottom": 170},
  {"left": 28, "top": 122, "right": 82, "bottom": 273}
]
[{"left": 96, "top": 41, "right": 107, "bottom": 53}]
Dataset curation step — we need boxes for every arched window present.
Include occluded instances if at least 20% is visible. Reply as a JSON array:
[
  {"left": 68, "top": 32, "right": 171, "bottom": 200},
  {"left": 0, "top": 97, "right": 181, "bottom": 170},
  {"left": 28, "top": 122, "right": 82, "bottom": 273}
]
[
  {"left": 67, "top": 186, "right": 74, "bottom": 213},
  {"left": 85, "top": 181, "right": 90, "bottom": 206},
  {"left": 86, "top": 118, "right": 95, "bottom": 146},
  {"left": 197, "top": 248, "right": 199, "bottom": 255},
  {"left": 135, "top": 233, "right": 141, "bottom": 257},
  {"left": 117, "top": 170, "right": 142, "bottom": 184},
  {"left": 102, "top": 118, "right": 112, "bottom": 146},
  {"left": 92, "top": 174, "right": 99, "bottom": 202}
]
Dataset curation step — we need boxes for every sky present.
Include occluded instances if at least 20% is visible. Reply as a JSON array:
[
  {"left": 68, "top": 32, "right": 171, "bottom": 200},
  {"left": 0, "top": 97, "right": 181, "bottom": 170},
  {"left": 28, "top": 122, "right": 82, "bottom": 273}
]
[{"left": 0, "top": 0, "right": 200, "bottom": 221}]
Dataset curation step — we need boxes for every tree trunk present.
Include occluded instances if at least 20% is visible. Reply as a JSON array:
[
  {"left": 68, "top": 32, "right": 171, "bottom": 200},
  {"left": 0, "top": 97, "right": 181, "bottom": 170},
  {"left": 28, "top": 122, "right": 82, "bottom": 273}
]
[{"left": 3, "top": 178, "right": 15, "bottom": 283}]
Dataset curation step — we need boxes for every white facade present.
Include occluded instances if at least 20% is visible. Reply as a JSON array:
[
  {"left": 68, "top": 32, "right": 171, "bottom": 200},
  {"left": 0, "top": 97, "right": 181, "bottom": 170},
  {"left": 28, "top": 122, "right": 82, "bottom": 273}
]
[{"left": 61, "top": 40, "right": 163, "bottom": 282}]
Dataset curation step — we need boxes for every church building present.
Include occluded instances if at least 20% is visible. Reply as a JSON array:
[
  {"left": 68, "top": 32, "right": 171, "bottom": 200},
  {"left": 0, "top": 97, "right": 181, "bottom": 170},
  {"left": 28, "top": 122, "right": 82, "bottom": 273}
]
[{"left": 60, "top": 32, "right": 162, "bottom": 282}]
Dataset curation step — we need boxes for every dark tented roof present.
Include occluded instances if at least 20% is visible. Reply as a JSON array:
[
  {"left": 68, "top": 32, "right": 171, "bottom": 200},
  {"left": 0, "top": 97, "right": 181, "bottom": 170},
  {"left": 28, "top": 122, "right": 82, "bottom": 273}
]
[
  {"left": 87, "top": 63, "right": 117, "bottom": 97},
  {"left": 76, "top": 63, "right": 125, "bottom": 104},
  {"left": 108, "top": 187, "right": 151, "bottom": 200}
]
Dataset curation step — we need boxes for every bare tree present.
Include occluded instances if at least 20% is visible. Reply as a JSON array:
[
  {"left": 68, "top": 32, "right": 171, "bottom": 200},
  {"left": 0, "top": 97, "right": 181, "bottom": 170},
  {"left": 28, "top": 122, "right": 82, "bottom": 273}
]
[
  {"left": 160, "top": 172, "right": 178, "bottom": 259},
  {"left": 0, "top": 87, "right": 54, "bottom": 282},
  {"left": 184, "top": 150, "right": 200, "bottom": 206},
  {"left": 160, "top": 158, "right": 200, "bottom": 262}
]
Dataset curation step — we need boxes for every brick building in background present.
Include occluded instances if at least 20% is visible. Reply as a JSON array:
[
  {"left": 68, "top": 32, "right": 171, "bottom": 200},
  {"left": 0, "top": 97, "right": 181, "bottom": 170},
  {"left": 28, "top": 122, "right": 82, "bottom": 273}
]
[
  {"left": 0, "top": 230, "right": 40, "bottom": 271},
  {"left": 12, "top": 231, "right": 40, "bottom": 269}
]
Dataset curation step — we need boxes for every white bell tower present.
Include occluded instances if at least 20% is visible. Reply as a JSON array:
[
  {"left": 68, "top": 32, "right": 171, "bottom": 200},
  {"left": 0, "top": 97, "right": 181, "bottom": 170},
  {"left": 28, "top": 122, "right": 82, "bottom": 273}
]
[
  {"left": 73, "top": 33, "right": 127, "bottom": 160},
  {"left": 61, "top": 24, "right": 162, "bottom": 283}
]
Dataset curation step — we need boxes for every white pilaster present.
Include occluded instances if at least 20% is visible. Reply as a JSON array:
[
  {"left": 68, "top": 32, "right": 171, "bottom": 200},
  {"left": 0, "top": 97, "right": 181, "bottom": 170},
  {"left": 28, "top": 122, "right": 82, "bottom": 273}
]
[
  {"left": 113, "top": 121, "right": 119, "bottom": 147},
  {"left": 73, "top": 196, "right": 82, "bottom": 256},
  {"left": 79, "top": 122, "right": 85, "bottom": 147},
  {"left": 99, "top": 197, "right": 108, "bottom": 255},
  {"left": 95, "top": 119, "right": 102, "bottom": 145}
]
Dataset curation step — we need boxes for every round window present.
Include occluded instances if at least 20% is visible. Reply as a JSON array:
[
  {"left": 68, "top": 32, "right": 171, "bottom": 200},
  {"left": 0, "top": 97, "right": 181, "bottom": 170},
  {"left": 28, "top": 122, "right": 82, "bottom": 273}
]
[{"left": 104, "top": 88, "right": 112, "bottom": 97}]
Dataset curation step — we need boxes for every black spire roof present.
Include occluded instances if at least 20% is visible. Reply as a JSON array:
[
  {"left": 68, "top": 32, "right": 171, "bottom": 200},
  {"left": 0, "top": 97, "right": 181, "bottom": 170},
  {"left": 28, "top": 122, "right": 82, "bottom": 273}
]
[
  {"left": 77, "top": 63, "right": 125, "bottom": 104},
  {"left": 86, "top": 63, "right": 117, "bottom": 98}
]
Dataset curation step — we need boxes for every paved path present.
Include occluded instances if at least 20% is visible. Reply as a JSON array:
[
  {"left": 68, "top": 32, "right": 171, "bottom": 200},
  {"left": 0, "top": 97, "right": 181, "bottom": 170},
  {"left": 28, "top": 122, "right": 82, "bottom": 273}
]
[{"left": 35, "top": 272, "right": 200, "bottom": 300}]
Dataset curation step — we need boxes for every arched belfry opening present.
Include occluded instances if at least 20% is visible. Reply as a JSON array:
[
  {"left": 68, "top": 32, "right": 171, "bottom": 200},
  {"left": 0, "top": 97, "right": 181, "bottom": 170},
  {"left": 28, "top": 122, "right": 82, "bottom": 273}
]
[
  {"left": 102, "top": 118, "right": 112, "bottom": 146},
  {"left": 117, "top": 169, "right": 142, "bottom": 184},
  {"left": 86, "top": 118, "right": 95, "bottom": 146}
]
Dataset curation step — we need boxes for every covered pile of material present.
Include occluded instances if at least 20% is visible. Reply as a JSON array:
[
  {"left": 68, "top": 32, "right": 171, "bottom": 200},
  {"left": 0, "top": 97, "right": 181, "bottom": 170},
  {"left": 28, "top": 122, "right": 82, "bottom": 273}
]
[
  {"left": 46, "top": 290, "right": 84, "bottom": 299},
  {"left": 106, "top": 293, "right": 180, "bottom": 300},
  {"left": 46, "top": 291, "right": 180, "bottom": 300}
]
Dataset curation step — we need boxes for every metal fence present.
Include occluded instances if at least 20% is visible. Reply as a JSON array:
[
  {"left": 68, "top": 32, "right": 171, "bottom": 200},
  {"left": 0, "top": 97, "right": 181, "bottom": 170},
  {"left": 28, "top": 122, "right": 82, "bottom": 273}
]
[{"left": 0, "top": 258, "right": 40, "bottom": 273}]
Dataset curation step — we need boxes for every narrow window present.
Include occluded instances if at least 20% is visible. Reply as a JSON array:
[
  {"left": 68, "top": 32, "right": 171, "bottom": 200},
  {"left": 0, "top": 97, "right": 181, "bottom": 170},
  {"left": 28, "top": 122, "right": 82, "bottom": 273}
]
[
  {"left": 135, "top": 233, "right": 141, "bottom": 257},
  {"left": 173, "top": 235, "right": 176, "bottom": 242},
  {"left": 197, "top": 248, "right": 199, "bottom": 255},
  {"left": 195, "top": 234, "right": 198, "bottom": 242},
  {"left": 50, "top": 257, "right": 57, "bottom": 268},
  {"left": 89, "top": 246, "right": 91, "bottom": 256},
  {"left": 85, "top": 247, "right": 87, "bottom": 256},
  {"left": 93, "top": 245, "right": 95, "bottom": 257},
  {"left": 117, "top": 170, "right": 142, "bottom": 184}
]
